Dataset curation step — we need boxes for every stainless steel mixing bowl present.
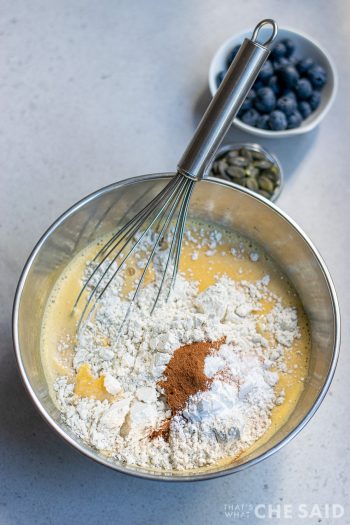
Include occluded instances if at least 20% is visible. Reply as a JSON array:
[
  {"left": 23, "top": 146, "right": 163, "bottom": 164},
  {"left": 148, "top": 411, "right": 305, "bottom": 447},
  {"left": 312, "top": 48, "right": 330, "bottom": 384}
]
[{"left": 13, "top": 174, "right": 340, "bottom": 481}]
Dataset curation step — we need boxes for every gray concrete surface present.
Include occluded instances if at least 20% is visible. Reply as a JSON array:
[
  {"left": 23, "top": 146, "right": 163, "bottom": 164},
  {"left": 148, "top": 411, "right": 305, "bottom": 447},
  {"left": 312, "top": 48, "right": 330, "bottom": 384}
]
[{"left": 0, "top": 1, "right": 349, "bottom": 524}]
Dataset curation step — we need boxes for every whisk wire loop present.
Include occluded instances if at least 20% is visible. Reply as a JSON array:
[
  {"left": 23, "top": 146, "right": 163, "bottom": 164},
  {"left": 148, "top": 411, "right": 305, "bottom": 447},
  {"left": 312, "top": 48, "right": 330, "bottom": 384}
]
[
  {"left": 74, "top": 174, "right": 182, "bottom": 311},
  {"left": 76, "top": 174, "right": 192, "bottom": 331},
  {"left": 117, "top": 177, "right": 193, "bottom": 333}
]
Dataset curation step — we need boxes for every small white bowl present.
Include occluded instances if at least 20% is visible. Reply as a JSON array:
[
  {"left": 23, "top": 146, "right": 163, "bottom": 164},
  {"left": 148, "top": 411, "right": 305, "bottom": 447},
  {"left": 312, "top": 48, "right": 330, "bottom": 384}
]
[{"left": 209, "top": 27, "right": 338, "bottom": 138}]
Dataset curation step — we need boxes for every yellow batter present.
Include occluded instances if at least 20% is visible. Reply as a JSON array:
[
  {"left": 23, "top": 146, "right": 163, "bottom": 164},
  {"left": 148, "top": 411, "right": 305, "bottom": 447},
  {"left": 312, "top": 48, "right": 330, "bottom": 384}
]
[{"left": 41, "top": 221, "right": 310, "bottom": 471}]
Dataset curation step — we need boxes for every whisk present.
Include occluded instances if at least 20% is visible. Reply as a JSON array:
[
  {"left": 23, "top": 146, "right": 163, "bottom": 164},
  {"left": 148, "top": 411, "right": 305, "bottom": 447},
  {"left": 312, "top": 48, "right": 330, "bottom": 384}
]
[{"left": 75, "top": 19, "right": 278, "bottom": 331}]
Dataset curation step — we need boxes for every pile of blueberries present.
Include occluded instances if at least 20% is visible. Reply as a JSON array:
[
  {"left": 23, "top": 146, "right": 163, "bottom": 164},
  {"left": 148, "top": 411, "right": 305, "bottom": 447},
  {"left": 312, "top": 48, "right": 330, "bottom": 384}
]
[{"left": 216, "top": 38, "right": 327, "bottom": 131}]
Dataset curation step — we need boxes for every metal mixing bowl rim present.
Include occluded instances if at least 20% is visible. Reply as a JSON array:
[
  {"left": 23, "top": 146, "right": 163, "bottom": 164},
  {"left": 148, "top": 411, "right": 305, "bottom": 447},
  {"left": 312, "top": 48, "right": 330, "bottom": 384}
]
[{"left": 12, "top": 173, "right": 340, "bottom": 482}]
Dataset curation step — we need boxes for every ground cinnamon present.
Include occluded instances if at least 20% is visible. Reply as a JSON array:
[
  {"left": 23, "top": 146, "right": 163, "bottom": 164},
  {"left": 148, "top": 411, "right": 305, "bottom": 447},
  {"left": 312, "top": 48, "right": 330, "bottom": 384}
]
[
  {"left": 149, "top": 418, "right": 171, "bottom": 441},
  {"left": 150, "top": 337, "right": 225, "bottom": 441}
]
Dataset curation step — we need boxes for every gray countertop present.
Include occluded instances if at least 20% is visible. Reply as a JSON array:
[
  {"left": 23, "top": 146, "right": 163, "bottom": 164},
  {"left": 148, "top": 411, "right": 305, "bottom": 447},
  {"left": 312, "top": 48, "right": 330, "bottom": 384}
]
[{"left": 1, "top": 1, "right": 349, "bottom": 524}]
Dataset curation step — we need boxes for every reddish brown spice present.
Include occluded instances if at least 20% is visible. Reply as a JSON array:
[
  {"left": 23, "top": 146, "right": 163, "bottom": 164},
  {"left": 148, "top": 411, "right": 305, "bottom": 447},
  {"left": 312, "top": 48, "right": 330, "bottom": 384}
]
[
  {"left": 150, "top": 338, "right": 225, "bottom": 441},
  {"left": 149, "top": 418, "right": 171, "bottom": 441}
]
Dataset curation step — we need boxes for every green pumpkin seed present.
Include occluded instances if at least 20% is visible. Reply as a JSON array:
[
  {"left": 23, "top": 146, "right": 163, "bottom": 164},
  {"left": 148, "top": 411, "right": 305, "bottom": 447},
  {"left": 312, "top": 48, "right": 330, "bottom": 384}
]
[
  {"left": 227, "top": 150, "right": 239, "bottom": 160},
  {"left": 239, "top": 147, "right": 253, "bottom": 161},
  {"left": 251, "top": 150, "right": 265, "bottom": 161},
  {"left": 220, "top": 172, "right": 232, "bottom": 182},
  {"left": 227, "top": 157, "right": 239, "bottom": 166},
  {"left": 269, "top": 164, "right": 280, "bottom": 176},
  {"left": 259, "top": 176, "right": 275, "bottom": 193},
  {"left": 227, "top": 166, "right": 245, "bottom": 179},
  {"left": 261, "top": 169, "right": 277, "bottom": 181},
  {"left": 231, "top": 156, "right": 249, "bottom": 168},
  {"left": 218, "top": 160, "right": 228, "bottom": 178},
  {"left": 244, "top": 177, "right": 259, "bottom": 191},
  {"left": 245, "top": 166, "right": 259, "bottom": 178},
  {"left": 212, "top": 161, "right": 219, "bottom": 174},
  {"left": 254, "top": 159, "right": 273, "bottom": 169}
]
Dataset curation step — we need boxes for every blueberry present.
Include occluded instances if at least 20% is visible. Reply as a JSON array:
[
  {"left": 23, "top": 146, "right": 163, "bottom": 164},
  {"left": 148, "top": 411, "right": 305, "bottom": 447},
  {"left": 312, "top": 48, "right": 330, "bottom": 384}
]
[
  {"left": 240, "top": 89, "right": 256, "bottom": 112},
  {"left": 307, "top": 65, "right": 327, "bottom": 89},
  {"left": 276, "top": 95, "right": 297, "bottom": 116},
  {"left": 216, "top": 70, "right": 225, "bottom": 88},
  {"left": 296, "top": 57, "right": 315, "bottom": 74},
  {"left": 279, "top": 65, "right": 299, "bottom": 88},
  {"left": 287, "top": 110, "right": 303, "bottom": 129},
  {"left": 271, "top": 42, "right": 287, "bottom": 59},
  {"left": 267, "top": 75, "right": 281, "bottom": 96},
  {"left": 240, "top": 108, "right": 260, "bottom": 127},
  {"left": 252, "top": 79, "right": 264, "bottom": 91},
  {"left": 282, "top": 38, "right": 295, "bottom": 57},
  {"left": 248, "top": 88, "right": 256, "bottom": 99},
  {"left": 254, "top": 87, "right": 276, "bottom": 112},
  {"left": 226, "top": 45, "right": 241, "bottom": 69},
  {"left": 298, "top": 101, "right": 312, "bottom": 119},
  {"left": 309, "top": 90, "right": 321, "bottom": 110},
  {"left": 273, "top": 57, "right": 289, "bottom": 71},
  {"left": 239, "top": 98, "right": 252, "bottom": 113},
  {"left": 256, "top": 114, "right": 270, "bottom": 129},
  {"left": 268, "top": 110, "right": 288, "bottom": 131},
  {"left": 282, "top": 89, "right": 297, "bottom": 100},
  {"left": 295, "top": 78, "right": 313, "bottom": 100},
  {"left": 288, "top": 54, "right": 300, "bottom": 65},
  {"left": 257, "top": 60, "right": 274, "bottom": 82}
]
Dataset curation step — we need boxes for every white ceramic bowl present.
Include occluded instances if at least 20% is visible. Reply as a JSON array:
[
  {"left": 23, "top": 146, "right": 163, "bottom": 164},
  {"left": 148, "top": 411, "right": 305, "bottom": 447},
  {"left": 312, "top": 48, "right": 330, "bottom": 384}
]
[{"left": 209, "top": 27, "right": 338, "bottom": 138}]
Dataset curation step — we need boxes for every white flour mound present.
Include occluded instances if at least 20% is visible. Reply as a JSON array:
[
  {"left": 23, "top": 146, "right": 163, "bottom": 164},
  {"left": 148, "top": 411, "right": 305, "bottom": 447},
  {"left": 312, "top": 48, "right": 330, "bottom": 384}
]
[{"left": 54, "top": 255, "right": 300, "bottom": 470}]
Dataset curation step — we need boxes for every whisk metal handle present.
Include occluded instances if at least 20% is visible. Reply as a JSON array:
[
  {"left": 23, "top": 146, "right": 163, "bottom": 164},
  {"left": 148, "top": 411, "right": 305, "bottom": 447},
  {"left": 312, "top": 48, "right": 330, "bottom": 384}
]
[{"left": 177, "top": 19, "right": 278, "bottom": 181}]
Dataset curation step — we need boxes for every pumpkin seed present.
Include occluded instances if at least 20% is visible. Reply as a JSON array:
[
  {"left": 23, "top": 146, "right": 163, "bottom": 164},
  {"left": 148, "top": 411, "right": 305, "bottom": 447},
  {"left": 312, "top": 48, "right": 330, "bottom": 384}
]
[
  {"left": 226, "top": 166, "right": 245, "bottom": 179},
  {"left": 251, "top": 150, "right": 265, "bottom": 161},
  {"left": 226, "top": 150, "right": 238, "bottom": 166},
  {"left": 259, "top": 176, "right": 275, "bottom": 193},
  {"left": 218, "top": 160, "right": 228, "bottom": 177},
  {"left": 212, "top": 161, "right": 219, "bottom": 174},
  {"left": 231, "top": 178, "right": 242, "bottom": 184},
  {"left": 227, "top": 156, "right": 240, "bottom": 166},
  {"left": 253, "top": 159, "right": 273, "bottom": 169},
  {"left": 231, "top": 156, "right": 249, "bottom": 168},
  {"left": 239, "top": 147, "right": 253, "bottom": 161},
  {"left": 269, "top": 164, "right": 280, "bottom": 176},
  {"left": 220, "top": 171, "right": 232, "bottom": 182},
  {"left": 245, "top": 166, "right": 259, "bottom": 178},
  {"left": 245, "top": 177, "right": 259, "bottom": 191},
  {"left": 261, "top": 169, "right": 277, "bottom": 181},
  {"left": 227, "top": 150, "right": 239, "bottom": 160}
]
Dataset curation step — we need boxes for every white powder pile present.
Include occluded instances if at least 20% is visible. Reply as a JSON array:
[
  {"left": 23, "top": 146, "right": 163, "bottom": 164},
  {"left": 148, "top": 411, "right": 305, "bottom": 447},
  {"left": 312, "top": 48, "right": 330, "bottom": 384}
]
[{"left": 53, "top": 233, "right": 300, "bottom": 470}]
